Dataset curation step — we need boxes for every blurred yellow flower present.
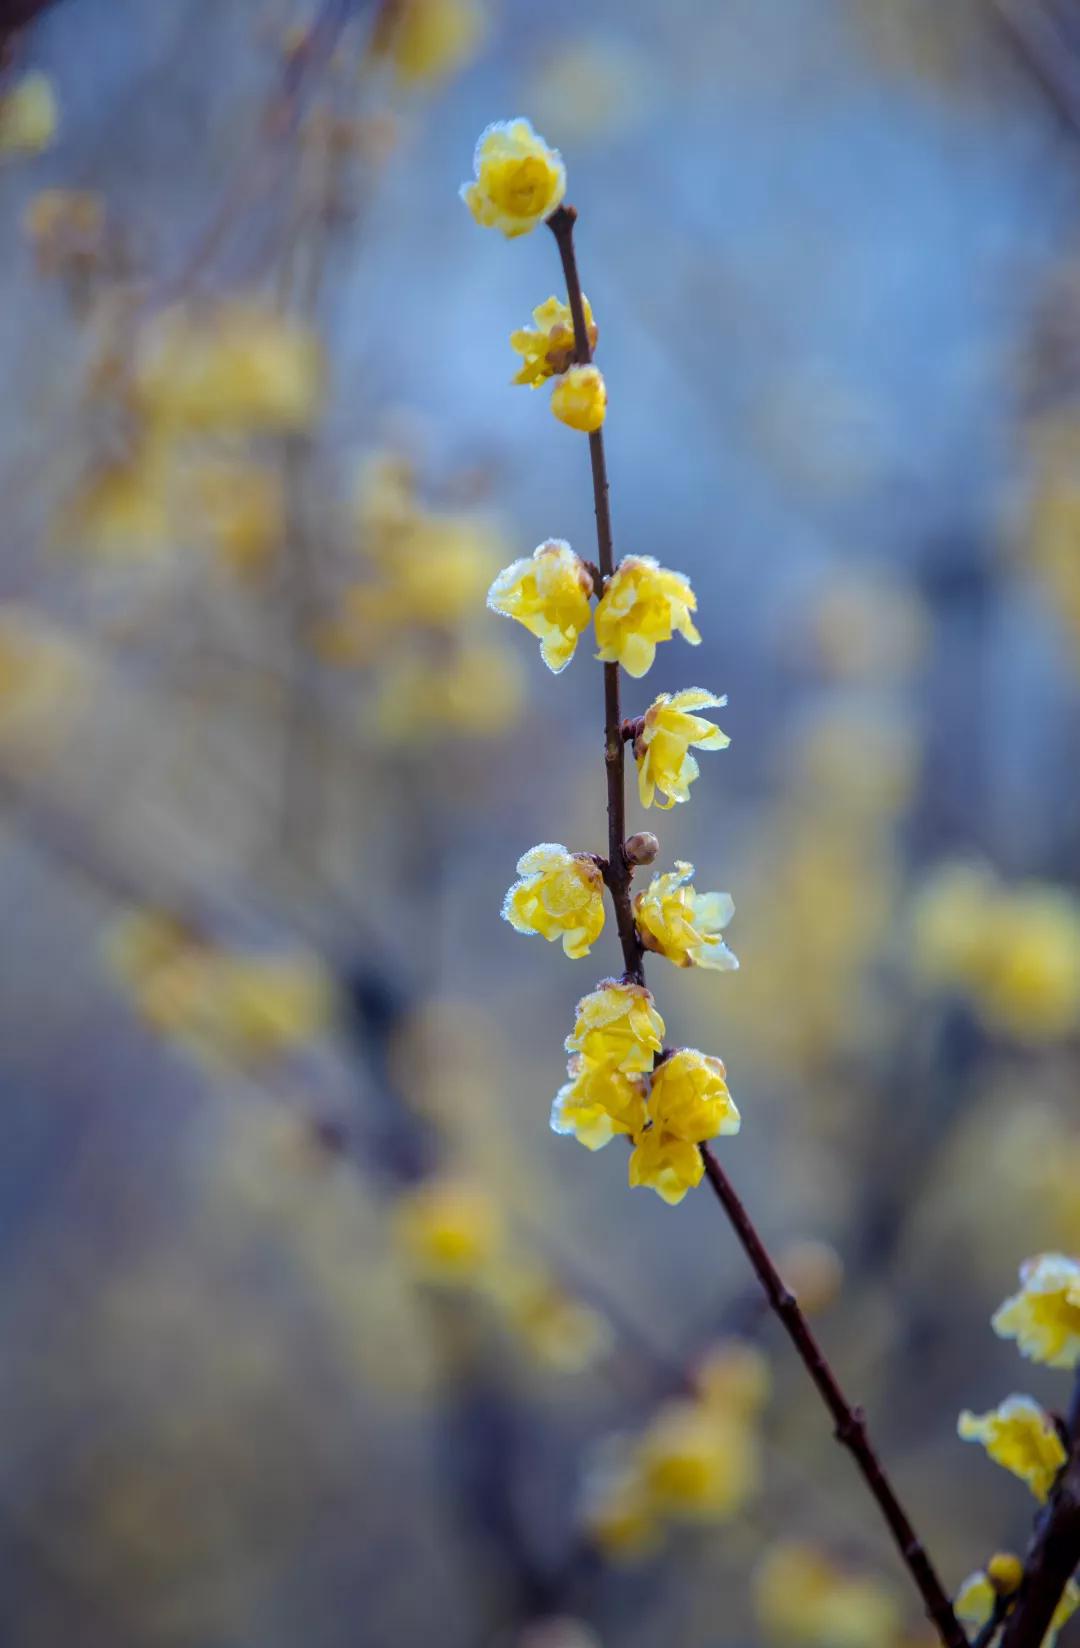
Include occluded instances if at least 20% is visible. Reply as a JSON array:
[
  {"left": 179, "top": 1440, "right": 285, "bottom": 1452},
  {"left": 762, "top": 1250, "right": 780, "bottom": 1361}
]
[
  {"left": 956, "top": 1567, "right": 1078, "bottom": 1645},
  {"left": 694, "top": 1339, "right": 771, "bottom": 1418},
  {"left": 634, "top": 861, "right": 737, "bottom": 971},
  {"left": 0, "top": 605, "right": 93, "bottom": 761},
  {"left": 135, "top": 301, "right": 323, "bottom": 434},
  {"left": 551, "top": 363, "right": 607, "bottom": 433},
  {"left": 580, "top": 1448, "right": 659, "bottom": 1562},
  {"left": 394, "top": 1177, "right": 500, "bottom": 1282},
  {"left": 754, "top": 1542, "right": 902, "bottom": 1648},
  {"left": 461, "top": 117, "right": 565, "bottom": 237},
  {"left": 958, "top": 1395, "right": 1067, "bottom": 1502},
  {"left": 487, "top": 538, "right": 594, "bottom": 673},
  {"left": 190, "top": 458, "right": 284, "bottom": 578},
  {"left": 24, "top": 188, "right": 106, "bottom": 275},
  {"left": 108, "top": 912, "right": 333, "bottom": 1069},
  {"left": 638, "top": 1397, "right": 758, "bottom": 1520},
  {"left": 374, "top": 641, "right": 524, "bottom": 740},
  {"left": 59, "top": 440, "right": 173, "bottom": 557},
  {"left": 635, "top": 688, "right": 729, "bottom": 809},
  {"left": 629, "top": 1048, "right": 739, "bottom": 1205},
  {"left": 564, "top": 980, "right": 665, "bottom": 1074},
  {"left": 492, "top": 1263, "right": 612, "bottom": 1371},
  {"left": 0, "top": 73, "right": 57, "bottom": 157},
  {"left": 594, "top": 555, "right": 700, "bottom": 677},
  {"left": 379, "top": 0, "right": 485, "bottom": 85},
  {"left": 511, "top": 294, "right": 596, "bottom": 387},
  {"left": 992, "top": 1253, "right": 1080, "bottom": 1370},
  {"left": 551, "top": 1054, "right": 648, "bottom": 1151},
  {"left": 503, "top": 843, "right": 605, "bottom": 959}
]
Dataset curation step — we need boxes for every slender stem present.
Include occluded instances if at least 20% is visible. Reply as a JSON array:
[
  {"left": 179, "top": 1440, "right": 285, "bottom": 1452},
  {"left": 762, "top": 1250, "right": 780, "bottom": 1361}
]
[
  {"left": 998, "top": 1369, "right": 1080, "bottom": 1648},
  {"left": 972, "top": 1595, "right": 1010, "bottom": 1648},
  {"left": 545, "top": 200, "right": 965, "bottom": 1648}
]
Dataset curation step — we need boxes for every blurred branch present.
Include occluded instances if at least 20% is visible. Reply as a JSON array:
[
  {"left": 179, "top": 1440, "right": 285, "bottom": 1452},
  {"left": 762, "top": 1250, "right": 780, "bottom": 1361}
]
[{"left": 989, "top": 0, "right": 1080, "bottom": 140}]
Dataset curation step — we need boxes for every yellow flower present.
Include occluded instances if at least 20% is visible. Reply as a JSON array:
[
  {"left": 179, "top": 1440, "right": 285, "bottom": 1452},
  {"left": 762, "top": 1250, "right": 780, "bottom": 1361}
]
[
  {"left": 958, "top": 1395, "right": 1067, "bottom": 1502},
  {"left": 0, "top": 73, "right": 57, "bottom": 157},
  {"left": 374, "top": 642, "right": 524, "bottom": 740},
  {"left": 190, "top": 458, "right": 284, "bottom": 578},
  {"left": 511, "top": 294, "right": 597, "bottom": 387},
  {"left": 394, "top": 1177, "right": 500, "bottom": 1282},
  {"left": 992, "top": 1253, "right": 1080, "bottom": 1370},
  {"left": 503, "top": 843, "right": 606, "bottom": 959},
  {"left": 564, "top": 980, "right": 665, "bottom": 1074},
  {"left": 551, "top": 1054, "right": 648, "bottom": 1150},
  {"left": 629, "top": 1048, "right": 739, "bottom": 1204},
  {"left": 580, "top": 1447, "right": 660, "bottom": 1562},
  {"left": 754, "top": 1542, "right": 902, "bottom": 1648},
  {"left": 986, "top": 1553, "right": 1025, "bottom": 1596},
  {"left": 379, "top": 0, "right": 485, "bottom": 85},
  {"left": 487, "top": 538, "right": 594, "bottom": 673},
  {"left": 460, "top": 117, "right": 566, "bottom": 237},
  {"left": 551, "top": 364, "right": 607, "bottom": 432},
  {"left": 635, "top": 688, "right": 729, "bottom": 809},
  {"left": 956, "top": 1568, "right": 1079, "bottom": 1646},
  {"left": 135, "top": 301, "right": 324, "bottom": 434},
  {"left": 594, "top": 555, "right": 700, "bottom": 677},
  {"left": 491, "top": 1263, "right": 612, "bottom": 1371},
  {"left": 0, "top": 604, "right": 94, "bottom": 761},
  {"left": 638, "top": 1400, "right": 758, "bottom": 1521},
  {"left": 694, "top": 1339, "right": 771, "bottom": 1418},
  {"left": 634, "top": 861, "right": 737, "bottom": 970}
]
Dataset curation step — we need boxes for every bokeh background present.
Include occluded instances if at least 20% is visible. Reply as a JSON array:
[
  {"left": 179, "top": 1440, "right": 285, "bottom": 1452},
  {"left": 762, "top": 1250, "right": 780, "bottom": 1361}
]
[{"left": 1, "top": 1, "right": 1079, "bottom": 1644}]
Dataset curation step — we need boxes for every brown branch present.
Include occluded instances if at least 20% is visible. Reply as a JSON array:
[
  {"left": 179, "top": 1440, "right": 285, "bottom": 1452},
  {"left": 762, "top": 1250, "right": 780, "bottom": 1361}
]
[
  {"left": 544, "top": 197, "right": 966, "bottom": 1648},
  {"left": 998, "top": 1369, "right": 1080, "bottom": 1648},
  {"left": 547, "top": 204, "right": 643, "bottom": 985}
]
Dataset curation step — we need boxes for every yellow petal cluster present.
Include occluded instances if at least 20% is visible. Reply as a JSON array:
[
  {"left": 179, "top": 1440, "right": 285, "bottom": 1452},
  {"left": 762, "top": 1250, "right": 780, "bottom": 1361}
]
[
  {"left": 487, "top": 538, "right": 594, "bottom": 673},
  {"left": 134, "top": 301, "right": 324, "bottom": 434},
  {"left": 958, "top": 1395, "right": 1067, "bottom": 1502},
  {"left": 753, "top": 1542, "right": 902, "bottom": 1647},
  {"left": 564, "top": 980, "right": 665, "bottom": 1074},
  {"left": 551, "top": 1054, "right": 648, "bottom": 1151},
  {"left": 511, "top": 294, "right": 597, "bottom": 387},
  {"left": 634, "top": 861, "right": 738, "bottom": 970},
  {"left": 911, "top": 862, "right": 1080, "bottom": 1042},
  {"left": 107, "top": 911, "right": 333, "bottom": 1069},
  {"left": 378, "top": 0, "right": 485, "bottom": 85},
  {"left": 460, "top": 118, "right": 566, "bottom": 237},
  {"left": 0, "top": 73, "right": 57, "bottom": 157},
  {"left": 503, "top": 843, "right": 605, "bottom": 959},
  {"left": 635, "top": 688, "right": 729, "bottom": 809},
  {"left": 594, "top": 555, "right": 700, "bottom": 677},
  {"left": 629, "top": 1048, "right": 739, "bottom": 1205},
  {"left": 992, "top": 1253, "right": 1080, "bottom": 1370},
  {"left": 638, "top": 1397, "right": 759, "bottom": 1519},
  {"left": 490, "top": 1262, "right": 612, "bottom": 1371},
  {"left": 394, "top": 1177, "right": 501, "bottom": 1282},
  {"left": 956, "top": 1568, "right": 1079, "bottom": 1646},
  {"left": 551, "top": 364, "right": 607, "bottom": 433}
]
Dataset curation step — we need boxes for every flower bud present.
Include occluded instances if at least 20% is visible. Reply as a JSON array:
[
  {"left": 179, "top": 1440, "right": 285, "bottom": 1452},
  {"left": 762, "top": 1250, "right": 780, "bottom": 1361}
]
[
  {"left": 624, "top": 831, "right": 659, "bottom": 866},
  {"left": 987, "top": 1553, "right": 1024, "bottom": 1596}
]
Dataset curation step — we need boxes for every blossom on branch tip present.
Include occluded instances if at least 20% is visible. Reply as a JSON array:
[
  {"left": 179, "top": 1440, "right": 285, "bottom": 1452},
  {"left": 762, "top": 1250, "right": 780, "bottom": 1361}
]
[
  {"left": 551, "top": 364, "right": 607, "bottom": 432},
  {"left": 957, "top": 1395, "right": 1066, "bottom": 1502},
  {"left": 594, "top": 555, "right": 700, "bottom": 677},
  {"left": 460, "top": 118, "right": 565, "bottom": 237},
  {"left": 551, "top": 1055, "right": 648, "bottom": 1150},
  {"left": 629, "top": 1048, "right": 739, "bottom": 1205},
  {"left": 564, "top": 980, "right": 665, "bottom": 1074},
  {"left": 511, "top": 295, "right": 596, "bottom": 387},
  {"left": 634, "top": 861, "right": 738, "bottom": 971},
  {"left": 503, "top": 843, "right": 605, "bottom": 959},
  {"left": 635, "top": 688, "right": 729, "bottom": 809},
  {"left": 992, "top": 1252, "right": 1080, "bottom": 1369},
  {"left": 955, "top": 1568, "right": 1079, "bottom": 1645},
  {"left": 487, "top": 538, "right": 594, "bottom": 673}
]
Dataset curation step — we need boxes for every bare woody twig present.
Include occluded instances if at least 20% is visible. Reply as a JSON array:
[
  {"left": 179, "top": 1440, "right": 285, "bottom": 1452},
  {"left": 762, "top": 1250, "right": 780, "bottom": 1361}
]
[
  {"left": 546, "top": 201, "right": 967, "bottom": 1648},
  {"left": 998, "top": 1369, "right": 1080, "bottom": 1648}
]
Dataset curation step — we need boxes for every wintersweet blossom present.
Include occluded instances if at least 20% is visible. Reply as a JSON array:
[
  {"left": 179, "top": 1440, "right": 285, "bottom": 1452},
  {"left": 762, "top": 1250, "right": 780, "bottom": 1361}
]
[
  {"left": 635, "top": 688, "right": 730, "bottom": 809},
  {"left": 564, "top": 980, "right": 665, "bottom": 1074},
  {"left": 511, "top": 295, "right": 597, "bottom": 387},
  {"left": 955, "top": 1567, "right": 1079, "bottom": 1646},
  {"left": 694, "top": 1340, "right": 771, "bottom": 1418},
  {"left": 637, "top": 1398, "right": 759, "bottom": 1520},
  {"left": 503, "top": 843, "right": 606, "bottom": 959},
  {"left": 992, "top": 1253, "right": 1080, "bottom": 1369},
  {"left": 634, "top": 861, "right": 738, "bottom": 970},
  {"left": 593, "top": 555, "right": 700, "bottom": 677},
  {"left": 753, "top": 1543, "right": 902, "bottom": 1647},
  {"left": 581, "top": 1446, "right": 660, "bottom": 1561},
  {"left": 380, "top": 0, "right": 485, "bottom": 85},
  {"left": 0, "top": 74, "right": 57, "bottom": 157},
  {"left": 629, "top": 1048, "right": 739, "bottom": 1205},
  {"left": 958, "top": 1395, "right": 1067, "bottom": 1502},
  {"left": 551, "top": 364, "right": 607, "bottom": 432},
  {"left": 551, "top": 1055, "right": 648, "bottom": 1150},
  {"left": 135, "top": 302, "right": 324, "bottom": 434},
  {"left": 487, "top": 539, "right": 594, "bottom": 673},
  {"left": 394, "top": 1177, "right": 500, "bottom": 1282},
  {"left": 460, "top": 118, "right": 566, "bottom": 237}
]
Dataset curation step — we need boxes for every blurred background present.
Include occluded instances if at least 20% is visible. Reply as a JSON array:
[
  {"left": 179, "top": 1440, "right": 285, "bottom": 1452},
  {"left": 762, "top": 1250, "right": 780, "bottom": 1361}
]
[{"left": 1, "top": 1, "right": 1080, "bottom": 1644}]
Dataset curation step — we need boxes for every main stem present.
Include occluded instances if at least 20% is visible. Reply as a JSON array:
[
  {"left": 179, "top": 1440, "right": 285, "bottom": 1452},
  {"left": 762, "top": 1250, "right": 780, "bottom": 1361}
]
[
  {"left": 998, "top": 1370, "right": 1080, "bottom": 1648},
  {"left": 546, "top": 201, "right": 966, "bottom": 1648}
]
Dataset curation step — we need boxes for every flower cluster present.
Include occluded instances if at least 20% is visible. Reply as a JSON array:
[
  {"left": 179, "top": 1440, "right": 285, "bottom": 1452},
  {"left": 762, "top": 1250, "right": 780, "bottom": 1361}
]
[
  {"left": 752, "top": 1542, "right": 902, "bottom": 1647},
  {"left": 956, "top": 1562, "right": 1079, "bottom": 1648},
  {"left": 582, "top": 1339, "right": 768, "bottom": 1559},
  {"left": 467, "top": 121, "right": 737, "bottom": 1211}
]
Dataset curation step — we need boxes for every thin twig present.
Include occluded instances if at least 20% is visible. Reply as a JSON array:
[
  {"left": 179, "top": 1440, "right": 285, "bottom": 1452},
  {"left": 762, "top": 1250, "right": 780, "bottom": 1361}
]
[
  {"left": 544, "top": 200, "right": 967, "bottom": 1648},
  {"left": 998, "top": 1368, "right": 1080, "bottom": 1648}
]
